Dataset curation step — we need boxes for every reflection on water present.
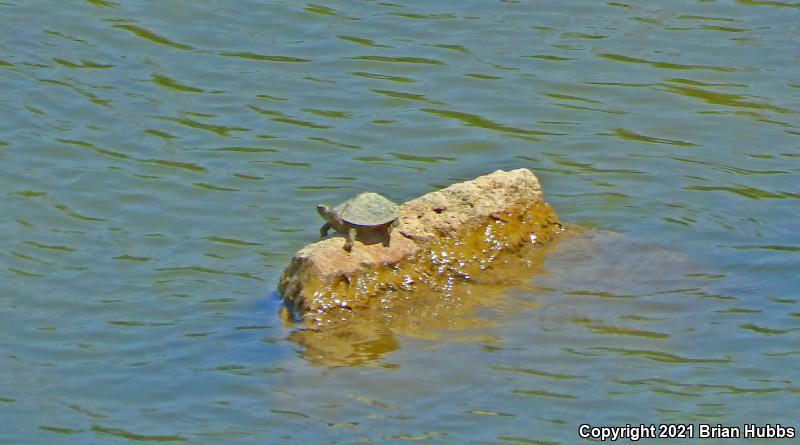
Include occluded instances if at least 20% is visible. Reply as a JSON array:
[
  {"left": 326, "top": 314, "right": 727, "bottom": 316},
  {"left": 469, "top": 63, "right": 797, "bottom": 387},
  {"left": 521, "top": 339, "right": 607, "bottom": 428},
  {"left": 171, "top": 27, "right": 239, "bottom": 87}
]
[
  {"left": 287, "top": 231, "right": 561, "bottom": 367},
  {"left": 2, "top": 0, "right": 799, "bottom": 443},
  {"left": 284, "top": 229, "right": 728, "bottom": 367}
]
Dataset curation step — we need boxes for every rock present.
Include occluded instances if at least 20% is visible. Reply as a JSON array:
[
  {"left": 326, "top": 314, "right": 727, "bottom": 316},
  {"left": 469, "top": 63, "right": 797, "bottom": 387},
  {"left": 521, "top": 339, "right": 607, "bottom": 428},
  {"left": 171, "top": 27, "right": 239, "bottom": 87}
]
[{"left": 278, "top": 168, "right": 564, "bottom": 318}]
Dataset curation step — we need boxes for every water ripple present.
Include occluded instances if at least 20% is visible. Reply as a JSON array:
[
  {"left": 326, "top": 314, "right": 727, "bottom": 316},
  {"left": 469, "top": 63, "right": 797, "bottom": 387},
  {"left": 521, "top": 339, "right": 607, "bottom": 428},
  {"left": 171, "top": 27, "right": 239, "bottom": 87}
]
[
  {"left": 611, "top": 128, "right": 697, "bottom": 147},
  {"left": 422, "top": 108, "right": 562, "bottom": 138},
  {"left": 219, "top": 51, "right": 310, "bottom": 63},
  {"left": 599, "top": 53, "right": 737, "bottom": 72},
  {"left": 111, "top": 23, "right": 194, "bottom": 51},
  {"left": 352, "top": 55, "right": 445, "bottom": 65},
  {"left": 661, "top": 83, "right": 793, "bottom": 113}
]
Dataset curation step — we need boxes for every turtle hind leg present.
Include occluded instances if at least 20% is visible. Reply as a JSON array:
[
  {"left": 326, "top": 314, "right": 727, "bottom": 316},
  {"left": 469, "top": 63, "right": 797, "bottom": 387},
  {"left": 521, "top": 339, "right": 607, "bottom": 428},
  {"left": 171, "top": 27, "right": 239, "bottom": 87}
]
[
  {"left": 383, "top": 219, "right": 398, "bottom": 247},
  {"left": 320, "top": 222, "right": 332, "bottom": 238},
  {"left": 344, "top": 226, "right": 356, "bottom": 252},
  {"left": 382, "top": 223, "right": 394, "bottom": 247}
]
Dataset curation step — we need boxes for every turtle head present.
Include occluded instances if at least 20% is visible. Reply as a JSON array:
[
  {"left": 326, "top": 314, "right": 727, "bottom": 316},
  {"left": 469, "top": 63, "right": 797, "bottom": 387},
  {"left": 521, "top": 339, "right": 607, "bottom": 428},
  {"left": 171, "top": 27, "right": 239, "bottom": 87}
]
[{"left": 316, "top": 203, "right": 341, "bottom": 224}]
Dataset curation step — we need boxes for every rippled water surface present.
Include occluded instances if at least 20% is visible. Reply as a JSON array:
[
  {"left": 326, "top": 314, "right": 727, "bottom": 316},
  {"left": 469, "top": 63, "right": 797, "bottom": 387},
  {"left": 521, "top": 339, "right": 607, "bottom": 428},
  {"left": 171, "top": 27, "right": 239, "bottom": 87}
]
[{"left": 2, "top": 0, "right": 799, "bottom": 443}]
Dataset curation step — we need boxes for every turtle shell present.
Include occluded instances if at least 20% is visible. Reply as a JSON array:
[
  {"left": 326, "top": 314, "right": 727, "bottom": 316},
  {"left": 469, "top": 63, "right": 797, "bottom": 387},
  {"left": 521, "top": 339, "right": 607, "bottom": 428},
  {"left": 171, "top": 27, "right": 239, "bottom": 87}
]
[{"left": 335, "top": 192, "right": 399, "bottom": 226}]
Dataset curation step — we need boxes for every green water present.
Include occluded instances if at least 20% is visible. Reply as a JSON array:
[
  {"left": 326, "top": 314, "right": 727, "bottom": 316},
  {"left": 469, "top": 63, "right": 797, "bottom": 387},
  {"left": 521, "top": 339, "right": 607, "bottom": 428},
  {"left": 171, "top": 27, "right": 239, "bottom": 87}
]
[{"left": 2, "top": 0, "right": 799, "bottom": 443}]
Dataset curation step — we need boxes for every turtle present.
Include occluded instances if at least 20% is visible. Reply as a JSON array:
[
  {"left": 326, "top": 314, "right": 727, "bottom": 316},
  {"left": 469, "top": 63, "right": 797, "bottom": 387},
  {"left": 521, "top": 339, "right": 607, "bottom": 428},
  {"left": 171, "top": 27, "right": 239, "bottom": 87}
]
[{"left": 317, "top": 192, "right": 400, "bottom": 252}]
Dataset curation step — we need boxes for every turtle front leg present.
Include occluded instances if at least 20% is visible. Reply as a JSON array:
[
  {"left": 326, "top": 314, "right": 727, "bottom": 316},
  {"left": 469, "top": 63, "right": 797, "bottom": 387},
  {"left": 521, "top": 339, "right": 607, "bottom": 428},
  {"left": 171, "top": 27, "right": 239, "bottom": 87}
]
[
  {"left": 320, "top": 222, "right": 332, "bottom": 238},
  {"left": 344, "top": 226, "right": 356, "bottom": 252}
]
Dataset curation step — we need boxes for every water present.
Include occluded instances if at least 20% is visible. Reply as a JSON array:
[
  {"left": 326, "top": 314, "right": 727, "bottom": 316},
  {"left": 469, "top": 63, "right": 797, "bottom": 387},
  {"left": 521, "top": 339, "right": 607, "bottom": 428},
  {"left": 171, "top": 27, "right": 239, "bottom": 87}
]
[{"left": 2, "top": 0, "right": 798, "bottom": 443}]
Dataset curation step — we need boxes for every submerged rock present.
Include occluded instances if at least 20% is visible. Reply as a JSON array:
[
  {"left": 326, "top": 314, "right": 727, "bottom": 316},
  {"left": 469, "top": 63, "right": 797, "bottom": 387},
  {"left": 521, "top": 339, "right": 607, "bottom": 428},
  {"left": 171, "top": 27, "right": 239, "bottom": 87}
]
[{"left": 278, "top": 168, "right": 564, "bottom": 318}]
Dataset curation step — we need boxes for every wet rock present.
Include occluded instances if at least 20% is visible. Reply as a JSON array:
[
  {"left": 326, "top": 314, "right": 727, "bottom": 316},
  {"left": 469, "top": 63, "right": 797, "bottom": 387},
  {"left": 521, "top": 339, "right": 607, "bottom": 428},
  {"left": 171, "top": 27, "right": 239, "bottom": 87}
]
[{"left": 278, "top": 168, "right": 564, "bottom": 317}]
